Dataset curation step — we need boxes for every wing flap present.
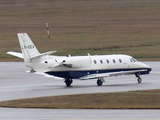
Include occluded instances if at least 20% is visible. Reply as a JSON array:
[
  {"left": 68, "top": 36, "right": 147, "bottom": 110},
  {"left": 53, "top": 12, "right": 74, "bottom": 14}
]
[{"left": 80, "top": 69, "right": 147, "bottom": 80}]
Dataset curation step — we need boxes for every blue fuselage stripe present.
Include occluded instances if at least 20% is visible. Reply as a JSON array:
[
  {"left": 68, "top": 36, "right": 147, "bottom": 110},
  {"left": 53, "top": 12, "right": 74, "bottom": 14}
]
[{"left": 45, "top": 68, "right": 151, "bottom": 79}]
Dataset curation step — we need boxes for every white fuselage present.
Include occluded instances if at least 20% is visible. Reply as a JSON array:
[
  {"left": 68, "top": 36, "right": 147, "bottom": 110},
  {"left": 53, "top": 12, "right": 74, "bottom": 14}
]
[
  {"left": 7, "top": 33, "right": 152, "bottom": 86},
  {"left": 25, "top": 54, "right": 151, "bottom": 79}
]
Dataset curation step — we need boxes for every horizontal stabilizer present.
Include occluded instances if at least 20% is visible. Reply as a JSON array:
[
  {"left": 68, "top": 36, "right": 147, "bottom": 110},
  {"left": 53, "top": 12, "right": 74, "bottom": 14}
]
[
  {"left": 7, "top": 51, "right": 23, "bottom": 59},
  {"left": 7, "top": 51, "right": 57, "bottom": 59},
  {"left": 31, "top": 51, "right": 57, "bottom": 58},
  {"left": 41, "top": 51, "right": 57, "bottom": 55},
  {"left": 7, "top": 33, "right": 57, "bottom": 62}
]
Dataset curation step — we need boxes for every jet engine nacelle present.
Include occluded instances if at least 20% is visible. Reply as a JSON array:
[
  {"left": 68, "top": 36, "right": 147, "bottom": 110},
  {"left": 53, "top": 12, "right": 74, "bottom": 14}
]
[{"left": 62, "top": 56, "right": 91, "bottom": 68}]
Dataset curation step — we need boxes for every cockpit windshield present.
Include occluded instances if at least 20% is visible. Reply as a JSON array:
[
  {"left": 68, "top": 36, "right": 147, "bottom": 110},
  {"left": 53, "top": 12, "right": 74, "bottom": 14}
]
[{"left": 130, "top": 58, "right": 138, "bottom": 62}]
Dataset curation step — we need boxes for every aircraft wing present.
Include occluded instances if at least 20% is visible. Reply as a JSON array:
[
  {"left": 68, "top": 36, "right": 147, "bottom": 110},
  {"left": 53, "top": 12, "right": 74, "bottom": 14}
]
[
  {"left": 80, "top": 69, "right": 147, "bottom": 80},
  {"left": 7, "top": 51, "right": 23, "bottom": 58}
]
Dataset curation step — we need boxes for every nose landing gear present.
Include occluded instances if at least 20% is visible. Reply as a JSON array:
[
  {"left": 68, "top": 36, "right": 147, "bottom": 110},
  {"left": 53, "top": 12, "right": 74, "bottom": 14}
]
[{"left": 135, "top": 73, "right": 142, "bottom": 83}]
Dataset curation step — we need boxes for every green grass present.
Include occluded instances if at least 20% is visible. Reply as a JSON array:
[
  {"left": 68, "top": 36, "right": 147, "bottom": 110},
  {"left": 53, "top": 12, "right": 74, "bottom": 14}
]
[
  {"left": 0, "top": 0, "right": 160, "bottom": 61},
  {"left": 0, "top": 89, "right": 160, "bottom": 109}
]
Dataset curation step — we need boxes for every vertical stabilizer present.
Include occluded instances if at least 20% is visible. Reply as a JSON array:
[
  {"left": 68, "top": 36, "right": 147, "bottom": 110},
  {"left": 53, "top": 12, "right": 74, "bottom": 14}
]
[{"left": 17, "top": 33, "right": 40, "bottom": 63}]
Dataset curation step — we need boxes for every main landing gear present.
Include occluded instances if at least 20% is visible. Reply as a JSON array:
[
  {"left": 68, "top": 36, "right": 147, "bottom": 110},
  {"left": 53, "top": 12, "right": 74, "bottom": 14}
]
[
  {"left": 97, "top": 77, "right": 105, "bottom": 86},
  {"left": 135, "top": 73, "right": 142, "bottom": 83},
  {"left": 64, "top": 78, "right": 73, "bottom": 87}
]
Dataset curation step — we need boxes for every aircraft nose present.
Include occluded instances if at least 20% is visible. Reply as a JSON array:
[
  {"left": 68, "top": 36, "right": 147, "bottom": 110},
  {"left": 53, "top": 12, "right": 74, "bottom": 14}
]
[
  {"left": 139, "top": 62, "right": 152, "bottom": 74},
  {"left": 144, "top": 64, "right": 152, "bottom": 73},
  {"left": 147, "top": 67, "right": 152, "bottom": 73}
]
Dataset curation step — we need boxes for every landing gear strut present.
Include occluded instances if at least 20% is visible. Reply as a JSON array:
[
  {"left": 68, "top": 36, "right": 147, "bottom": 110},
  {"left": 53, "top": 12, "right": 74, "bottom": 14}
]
[
  {"left": 135, "top": 73, "right": 142, "bottom": 83},
  {"left": 65, "top": 79, "right": 73, "bottom": 87}
]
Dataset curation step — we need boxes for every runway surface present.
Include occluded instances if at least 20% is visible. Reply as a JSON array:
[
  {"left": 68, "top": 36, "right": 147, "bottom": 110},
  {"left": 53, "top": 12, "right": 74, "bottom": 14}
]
[
  {"left": 0, "top": 108, "right": 159, "bottom": 120},
  {"left": 0, "top": 62, "right": 159, "bottom": 101},
  {"left": 0, "top": 61, "right": 160, "bottom": 120}
]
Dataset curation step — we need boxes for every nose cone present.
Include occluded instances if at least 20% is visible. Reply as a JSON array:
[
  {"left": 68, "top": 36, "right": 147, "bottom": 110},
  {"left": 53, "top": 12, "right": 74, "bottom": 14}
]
[
  {"left": 147, "top": 67, "right": 152, "bottom": 73},
  {"left": 139, "top": 62, "right": 152, "bottom": 74}
]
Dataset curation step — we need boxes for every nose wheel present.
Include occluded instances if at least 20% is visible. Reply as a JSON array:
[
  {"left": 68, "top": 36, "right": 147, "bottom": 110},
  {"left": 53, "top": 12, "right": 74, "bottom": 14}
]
[
  {"left": 137, "top": 77, "right": 142, "bottom": 83},
  {"left": 135, "top": 73, "right": 142, "bottom": 83}
]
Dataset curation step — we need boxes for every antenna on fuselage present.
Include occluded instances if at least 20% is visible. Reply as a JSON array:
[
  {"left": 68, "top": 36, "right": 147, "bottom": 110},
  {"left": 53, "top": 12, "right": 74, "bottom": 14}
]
[{"left": 46, "top": 22, "right": 50, "bottom": 38}]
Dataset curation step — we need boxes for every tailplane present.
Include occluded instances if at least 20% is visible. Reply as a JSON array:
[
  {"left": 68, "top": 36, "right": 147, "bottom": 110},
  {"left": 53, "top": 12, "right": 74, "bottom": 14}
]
[{"left": 7, "top": 33, "right": 57, "bottom": 63}]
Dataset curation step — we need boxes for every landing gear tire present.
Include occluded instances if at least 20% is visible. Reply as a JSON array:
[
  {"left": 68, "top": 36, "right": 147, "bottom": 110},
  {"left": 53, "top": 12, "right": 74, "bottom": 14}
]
[
  {"left": 97, "top": 79, "right": 103, "bottom": 86},
  {"left": 135, "top": 73, "right": 142, "bottom": 84},
  {"left": 65, "top": 79, "right": 73, "bottom": 87},
  {"left": 137, "top": 77, "right": 142, "bottom": 83}
]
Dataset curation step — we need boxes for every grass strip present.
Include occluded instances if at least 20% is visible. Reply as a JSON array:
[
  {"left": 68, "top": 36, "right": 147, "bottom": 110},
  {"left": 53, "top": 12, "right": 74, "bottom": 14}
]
[
  {"left": 1, "top": 0, "right": 160, "bottom": 60},
  {"left": 0, "top": 89, "right": 160, "bottom": 109}
]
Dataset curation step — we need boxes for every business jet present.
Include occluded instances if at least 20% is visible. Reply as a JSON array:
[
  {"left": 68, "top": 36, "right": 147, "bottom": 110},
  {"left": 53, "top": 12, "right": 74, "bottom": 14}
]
[{"left": 7, "top": 33, "right": 151, "bottom": 86}]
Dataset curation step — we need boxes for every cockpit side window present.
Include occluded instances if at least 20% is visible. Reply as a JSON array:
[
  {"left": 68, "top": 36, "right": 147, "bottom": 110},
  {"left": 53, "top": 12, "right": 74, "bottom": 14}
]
[
  {"left": 130, "top": 58, "right": 138, "bottom": 62},
  {"left": 133, "top": 58, "right": 138, "bottom": 62}
]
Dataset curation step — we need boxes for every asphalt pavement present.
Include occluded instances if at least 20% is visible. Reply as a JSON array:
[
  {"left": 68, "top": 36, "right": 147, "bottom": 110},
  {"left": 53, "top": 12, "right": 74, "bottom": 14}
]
[{"left": 0, "top": 61, "right": 160, "bottom": 120}]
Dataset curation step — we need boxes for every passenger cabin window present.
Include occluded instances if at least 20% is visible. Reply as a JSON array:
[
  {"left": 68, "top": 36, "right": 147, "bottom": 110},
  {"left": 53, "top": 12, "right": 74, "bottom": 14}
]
[
  {"left": 94, "top": 60, "right": 97, "bottom": 64},
  {"left": 119, "top": 59, "right": 122, "bottom": 63},
  {"left": 113, "top": 59, "right": 116, "bottom": 63},
  {"left": 106, "top": 59, "right": 109, "bottom": 63},
  {"left": 100, "top": 60, "right": 103, "bottom": 64}
]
